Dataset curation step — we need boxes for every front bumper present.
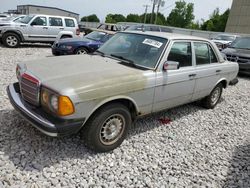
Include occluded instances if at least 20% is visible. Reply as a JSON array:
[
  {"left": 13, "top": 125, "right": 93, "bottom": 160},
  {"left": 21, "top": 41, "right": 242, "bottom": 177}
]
[
  {"left": 7, "top": 83, "right": 85, "bottom": 137},
  {"left": 51, "top": 47, "right": 74, "bottom": 56},
  {"left": 238, "top": 62, "right": 250, "bottom": 75}
]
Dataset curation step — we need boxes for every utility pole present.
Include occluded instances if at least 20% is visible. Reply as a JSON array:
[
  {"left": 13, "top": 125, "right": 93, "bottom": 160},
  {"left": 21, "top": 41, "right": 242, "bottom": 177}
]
[
  {"left": 143, "top": 5, "right": 150, "bottom": 23},
  {"left": 150, "top": 0, "right": 157, "bottom": 24},
  {"left": 154, "top": 0, "right": 165, "bottom": 24}
]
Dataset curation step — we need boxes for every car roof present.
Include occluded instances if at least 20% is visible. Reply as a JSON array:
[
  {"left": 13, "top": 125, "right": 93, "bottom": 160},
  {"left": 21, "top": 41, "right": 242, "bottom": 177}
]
[
  {"left": 29, "top": 14, "right": 77, "bottom": 20},
  {"left": 120, "top": 30, "right": 211, "bottom": 42},
  {"left": 90, "top": 28, "right": 116, "bottom": 35}
]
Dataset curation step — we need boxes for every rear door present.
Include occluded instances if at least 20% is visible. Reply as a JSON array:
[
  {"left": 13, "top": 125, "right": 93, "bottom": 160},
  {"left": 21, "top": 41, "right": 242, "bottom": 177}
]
[
  {"left": 47, "top": 17, "right": 64, "bottom": 41},
  {"left": 192, "top": 42, "right": 222, "bottom": 100}
]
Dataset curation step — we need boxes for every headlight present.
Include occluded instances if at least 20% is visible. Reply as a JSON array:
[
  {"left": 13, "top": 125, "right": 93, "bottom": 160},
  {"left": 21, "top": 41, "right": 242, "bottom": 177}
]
[
  {"left": 50, "top": 95, "right": 58, "bottom": 111},
  {"left": 41, "top": 88, "right": 74, "bottom": 116}
]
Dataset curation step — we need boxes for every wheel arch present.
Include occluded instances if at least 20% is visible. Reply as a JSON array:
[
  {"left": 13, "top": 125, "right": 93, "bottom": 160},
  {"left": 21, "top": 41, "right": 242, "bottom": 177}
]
[
  {"left": 84, "top": 96, "right": 139, "bottom": 125},
  {"left": 2, "top": 30, "right": 24, "bottom": 42},
  {"left": 215, "top": 78, "right": 228, "bottom": 89}
]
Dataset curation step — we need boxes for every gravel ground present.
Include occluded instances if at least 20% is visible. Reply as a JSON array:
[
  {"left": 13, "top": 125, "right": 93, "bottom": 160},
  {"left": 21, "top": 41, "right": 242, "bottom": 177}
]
[{"left": 0, "top": 43, "right": 250, "bottom": 188}]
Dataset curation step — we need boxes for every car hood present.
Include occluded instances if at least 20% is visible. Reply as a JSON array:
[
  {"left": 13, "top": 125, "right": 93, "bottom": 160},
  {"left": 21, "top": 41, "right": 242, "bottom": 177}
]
[
  {"left": 21, "top": 55, "right": 148, "bottom": 100},
  {"left": 222, "top": 47, "right": 250, "bottom": 58},
  {"left": 58, "top": 37, "right": 95, "bottom": 44},
  {"left": 212, "top": 40, "right": 232, "bottom": 45}
]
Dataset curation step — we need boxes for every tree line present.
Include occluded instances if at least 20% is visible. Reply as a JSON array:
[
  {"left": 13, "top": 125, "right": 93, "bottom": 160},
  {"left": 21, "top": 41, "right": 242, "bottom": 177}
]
[{"left": 81, "top": 0, "right": 230, "bottom": 32}]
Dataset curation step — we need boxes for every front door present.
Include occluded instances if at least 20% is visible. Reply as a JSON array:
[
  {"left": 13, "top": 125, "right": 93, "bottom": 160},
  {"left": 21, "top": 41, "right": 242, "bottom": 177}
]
[
  {"left": 153, "top": 41, "right": 196, "bottom": 112},
  {"left": 28, "top": 16, "right": 48, "bottom": 41}
]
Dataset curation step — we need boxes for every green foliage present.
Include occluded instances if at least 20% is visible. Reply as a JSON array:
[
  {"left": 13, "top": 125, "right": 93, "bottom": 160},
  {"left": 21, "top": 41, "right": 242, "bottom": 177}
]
[
  {"left": 166, "top": 0, "right": 195, "bottom": 28},
  {"left": 105, "top": 14, "right": 126, "bottom": 23},
  {"left": 126, "top": 14, "right": 141, "bottom": 23},
  {"left": 201, "top": 8, "right": 230, "bottom": 32},
  {"left": 140, "top": 13, "right": 166, "bottom": 25},
  {"left": 81, "top": 14, "right": 100, "bottom": 22}
]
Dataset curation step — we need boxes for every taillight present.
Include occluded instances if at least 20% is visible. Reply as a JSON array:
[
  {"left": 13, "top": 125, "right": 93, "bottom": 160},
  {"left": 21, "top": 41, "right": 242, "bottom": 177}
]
[{"left": 76, "top": 28, "right": 80, "bottom": 35}]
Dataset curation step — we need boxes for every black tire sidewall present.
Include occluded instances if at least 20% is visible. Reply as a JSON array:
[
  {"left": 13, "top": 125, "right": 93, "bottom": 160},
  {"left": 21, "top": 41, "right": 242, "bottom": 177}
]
[
  {"left": 83, "top": 104, "right": 131, "bottom": 152},
  {"left": 207, "top": 83, "right": 223, "bottom": 109},
  {"left": 3, "top": 33, "right": 20, "bottom": 48}
]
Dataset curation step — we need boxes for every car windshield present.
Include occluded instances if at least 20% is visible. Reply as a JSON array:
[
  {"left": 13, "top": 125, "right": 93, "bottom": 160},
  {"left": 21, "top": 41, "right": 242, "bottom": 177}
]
[
  {"left": 97, "top": 32, "right": 167, "bottom": 69},
  {"left": 215, "top": 35, "right": 235, "bottom": 41},
  {"left": 230, "top": 37, "right": 250, "bottom": 50},
  {"left": 19, "top": 15, "right": 34, "bottom": 24},
  {"left": 85, "top": 31, "right": 106, "bottom": 41}
]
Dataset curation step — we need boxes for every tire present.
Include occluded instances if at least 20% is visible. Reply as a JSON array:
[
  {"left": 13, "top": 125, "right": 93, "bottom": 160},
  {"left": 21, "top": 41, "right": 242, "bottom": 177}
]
[
  {"left": 202, "top": 83, "right": 223, "bottom": 109},
  {"left": 75, "top": 47, "right": 88, "bottom": 55},
  {"left": 3, "top": 32, "right": 20, "bottom": 48},
  {"left": 81, "top": 103, "right": 132, "bottom": 152}
]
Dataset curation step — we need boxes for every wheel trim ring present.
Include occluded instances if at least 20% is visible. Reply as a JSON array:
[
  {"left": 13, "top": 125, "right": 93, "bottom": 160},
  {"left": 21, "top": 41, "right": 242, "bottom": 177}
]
[
  {"left": 6, "top": 36, "right": 18, "bottom": 46},
  {"left": 211, "top": 87, "right": 221, "bottom": 105},
  {"left": 77, "top": 49, "right": 87, "bottom": 54},
  {"left": 99, "top": 114, "right": 126, "bottom": 146}
]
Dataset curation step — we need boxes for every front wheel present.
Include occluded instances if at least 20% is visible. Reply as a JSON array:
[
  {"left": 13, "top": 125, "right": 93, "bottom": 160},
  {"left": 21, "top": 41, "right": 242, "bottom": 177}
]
[
  {"left": 202, "top": 83, "right": 223, "bottom": 109},
  {"left": 81, "top": 103, "right": 132, "bottom": 152},
  {"left": 75, "top": 47, "right": 88, "bottom": 55},
  {"left": 3, "top": 33, "right": 20, "bottom": 48}
]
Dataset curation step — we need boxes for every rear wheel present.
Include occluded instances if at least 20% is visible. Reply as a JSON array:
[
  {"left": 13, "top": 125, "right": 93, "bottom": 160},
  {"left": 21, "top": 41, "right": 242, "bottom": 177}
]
[
  {"left": 202, "top": 83, "right": 223, "bottom": 109},
  {"left": 75, "top": 47, "right": 88, "bottom": 55},
  {"left": 81, "top": 103, "right": 131, "bottom": 152},
  {"left": 3, "top": 33, "right": 20, "bottom": 48}
]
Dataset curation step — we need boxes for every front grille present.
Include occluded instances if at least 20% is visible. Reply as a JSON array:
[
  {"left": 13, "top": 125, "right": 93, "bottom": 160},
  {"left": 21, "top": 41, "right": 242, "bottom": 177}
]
[
  {"left": 226, "top": 55, "right": 250, "bottom": 63},
  {"left": 20, "top": 75, "right": 40, "bottom": 106}
]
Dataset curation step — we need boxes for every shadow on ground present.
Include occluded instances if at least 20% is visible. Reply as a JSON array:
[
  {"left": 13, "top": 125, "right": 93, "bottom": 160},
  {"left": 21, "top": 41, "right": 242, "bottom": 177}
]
[
  {"left": 0, "top": 101, "right": 209, "bottom": 172},
  {"left": 0, "top": 42, "right": 51, "bottom": 48},
  {"left": 224, "top": 143, "right": 250, "bottom": 187}
]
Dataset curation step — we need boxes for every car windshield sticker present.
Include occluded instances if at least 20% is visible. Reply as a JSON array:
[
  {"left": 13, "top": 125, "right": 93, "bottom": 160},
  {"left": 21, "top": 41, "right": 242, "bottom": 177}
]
[{"left": 143, "top": 39, "right": 163, "bottom": 48}]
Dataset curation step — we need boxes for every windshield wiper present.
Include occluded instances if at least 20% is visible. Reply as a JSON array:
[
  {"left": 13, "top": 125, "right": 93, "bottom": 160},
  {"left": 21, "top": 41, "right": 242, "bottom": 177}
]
[
  {"left": 110, "top": 54, "right": 135, "bottom": 64},
  {"left": 93, "top": 50, "right": 105, "bottom": 57}
]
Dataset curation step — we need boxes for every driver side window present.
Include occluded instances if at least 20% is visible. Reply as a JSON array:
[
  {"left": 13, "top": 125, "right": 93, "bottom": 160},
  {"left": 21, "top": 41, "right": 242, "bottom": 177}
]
[{"left": 31, "top": 16, "right": 47, "bottom": 26}]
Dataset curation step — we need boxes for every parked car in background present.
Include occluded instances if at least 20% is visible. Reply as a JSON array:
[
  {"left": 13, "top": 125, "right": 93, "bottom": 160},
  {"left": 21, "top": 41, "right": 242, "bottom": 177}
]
[
  {"left": 126, "top": 24, "right": 173, "bottom": 33},
  {"left": 7, "top": 31, "right": 238, "bottom": 152},
  {"left": 221, "top": 36, "right": 250, "bottom": 75},
  {"left": 212, "top": 34, "right": 239, "bottom": 51},
  {"left": 0, "top": 15, "right": 26, "bottom": 24},
  {"left": 52, "top": 29, "right": 114, "bottom": 55},
  {"left": 0, "top": 14, "right": 79, "bottom": 48},
  {"left": 80, "top": 23, "right": 123, "bottom": 35},
  {"left": 0, "top": 14, "right": 10, "bottom": 20}
]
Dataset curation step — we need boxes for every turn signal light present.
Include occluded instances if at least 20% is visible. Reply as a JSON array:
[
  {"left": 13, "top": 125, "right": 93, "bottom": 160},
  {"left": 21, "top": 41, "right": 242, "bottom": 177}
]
[{"left": 58, "top": 96, "right": 75, "bottom": 116}]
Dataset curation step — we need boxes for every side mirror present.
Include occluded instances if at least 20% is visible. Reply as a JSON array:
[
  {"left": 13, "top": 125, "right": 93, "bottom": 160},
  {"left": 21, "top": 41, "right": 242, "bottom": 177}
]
[{"left": 163, "top": 61, "right": 180, "bottom": 71}]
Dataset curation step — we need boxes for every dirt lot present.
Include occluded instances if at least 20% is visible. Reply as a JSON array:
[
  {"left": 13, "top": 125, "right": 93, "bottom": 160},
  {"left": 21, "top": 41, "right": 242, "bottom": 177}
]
[{"left": 0, "top": 43, "right": 250, "bottom": 187}]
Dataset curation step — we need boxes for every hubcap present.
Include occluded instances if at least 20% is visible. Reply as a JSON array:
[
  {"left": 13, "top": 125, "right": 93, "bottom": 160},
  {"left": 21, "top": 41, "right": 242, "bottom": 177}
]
[
  {"left": 211, "top": 87, "right": 221, "bottom": 105},
  {"left": 99, "top": 114, "right": 125, "bottom": 145},
  {"left": 77, "top": 49, "right": 87, "bottom": 55},
  {"left": 6, "top": 36, "right": 18, "bottom": 47}
]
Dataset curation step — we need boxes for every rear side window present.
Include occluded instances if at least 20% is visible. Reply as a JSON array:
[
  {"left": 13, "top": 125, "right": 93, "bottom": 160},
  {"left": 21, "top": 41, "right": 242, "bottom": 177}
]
[
  {"left": 194, "top": 42, "right": 218, "bottom": 65},
  {"left": 49, "top": 17, "right": 63, "bottom": 26},
  {"left": 65, "top": 19, "right": 75, "bottom": 27},
  {"left": 168, "top": 42, "right": 192, "bottom": 67}
]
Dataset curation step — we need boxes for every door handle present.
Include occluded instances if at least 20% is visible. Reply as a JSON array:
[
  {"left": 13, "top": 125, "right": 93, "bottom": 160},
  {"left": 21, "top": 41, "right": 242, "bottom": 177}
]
[
  {"left": 189, "top": 74, "right": 197, "bottom": 77},
  {"left": 43, "top": 27, "right": 48, "bottom": 29},
  {"left": 216, "top": 70, "right": 222, "bottom": 73},
  {"left": 59, "top": 28, "right": 64, "bottom": 30}
]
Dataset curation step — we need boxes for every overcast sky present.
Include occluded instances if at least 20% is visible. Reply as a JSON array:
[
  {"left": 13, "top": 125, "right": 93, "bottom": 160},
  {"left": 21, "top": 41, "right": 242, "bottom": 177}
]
[{"left": 1, "top": 0, "right": 233, "bottom": 22}]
